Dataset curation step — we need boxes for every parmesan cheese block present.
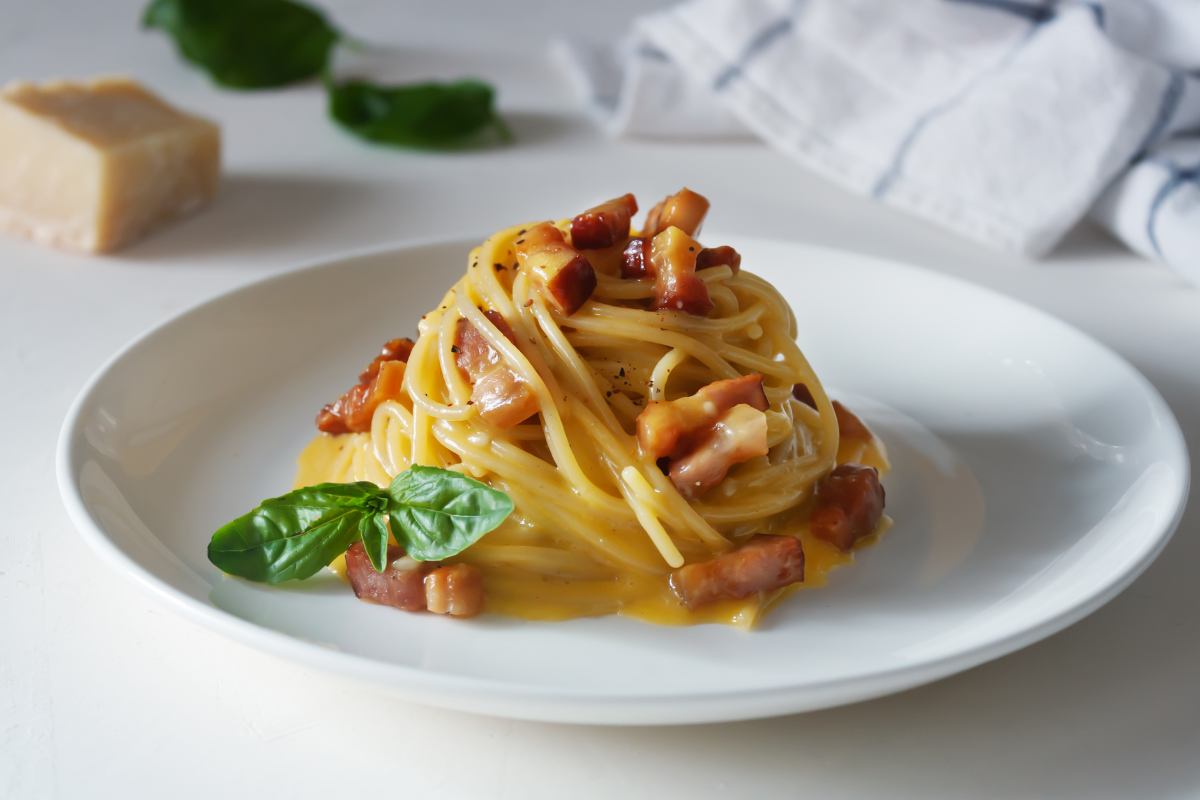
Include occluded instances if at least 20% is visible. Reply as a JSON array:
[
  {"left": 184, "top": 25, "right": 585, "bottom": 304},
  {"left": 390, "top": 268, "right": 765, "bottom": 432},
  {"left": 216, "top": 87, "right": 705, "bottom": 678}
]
[{"left": 0, "top": 77, "right": 220, "bottom": 253}]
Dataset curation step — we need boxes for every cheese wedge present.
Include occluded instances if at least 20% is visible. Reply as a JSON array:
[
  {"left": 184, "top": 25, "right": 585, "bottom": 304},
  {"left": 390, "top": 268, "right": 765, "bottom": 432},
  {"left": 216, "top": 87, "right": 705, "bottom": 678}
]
[{"left": 0, "top": 77, "right": 220, "bottom": 253}]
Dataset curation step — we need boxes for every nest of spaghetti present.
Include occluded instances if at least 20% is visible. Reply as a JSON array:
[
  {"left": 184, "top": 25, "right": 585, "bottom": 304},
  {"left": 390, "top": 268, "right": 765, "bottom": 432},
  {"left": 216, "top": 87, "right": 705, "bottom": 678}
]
[{"left": 300, "top": 188, "right": 889, "bottom": 628}]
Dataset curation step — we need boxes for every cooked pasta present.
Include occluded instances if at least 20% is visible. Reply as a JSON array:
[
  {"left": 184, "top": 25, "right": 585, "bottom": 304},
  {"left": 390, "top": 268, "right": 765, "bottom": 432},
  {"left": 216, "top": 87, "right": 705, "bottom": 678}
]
[{"left": 296, "top": 189, "right": 889, "bottom": 628}]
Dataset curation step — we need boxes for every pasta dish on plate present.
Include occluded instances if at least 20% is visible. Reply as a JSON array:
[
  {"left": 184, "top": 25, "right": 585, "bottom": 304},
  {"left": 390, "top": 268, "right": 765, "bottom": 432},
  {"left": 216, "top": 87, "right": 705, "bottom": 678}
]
[{"left": 208, "top": 189, "right": 889, "bottom": 629}]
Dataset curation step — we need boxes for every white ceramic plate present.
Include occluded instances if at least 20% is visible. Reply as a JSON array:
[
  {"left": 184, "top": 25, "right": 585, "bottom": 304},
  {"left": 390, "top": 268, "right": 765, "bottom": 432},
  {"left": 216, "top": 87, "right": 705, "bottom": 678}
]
[{"left": 58, "top": 238, "right": 1189, "bottom": 725}]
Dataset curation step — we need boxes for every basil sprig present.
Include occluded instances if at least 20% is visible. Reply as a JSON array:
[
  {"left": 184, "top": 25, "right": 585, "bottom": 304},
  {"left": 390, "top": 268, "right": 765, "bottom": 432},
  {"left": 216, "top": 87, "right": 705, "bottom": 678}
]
[
  {"left": 142, "top": 0, "right": 340, "bottom": 89},
  {"left": 328, "top": 78, "right": 511, "bottom": 149},
  {"left": 141, "top": 0, "right": 511, "bottom": 149},
  {"left": 208, "top": 466, "right": 513, "bottom": 584}
]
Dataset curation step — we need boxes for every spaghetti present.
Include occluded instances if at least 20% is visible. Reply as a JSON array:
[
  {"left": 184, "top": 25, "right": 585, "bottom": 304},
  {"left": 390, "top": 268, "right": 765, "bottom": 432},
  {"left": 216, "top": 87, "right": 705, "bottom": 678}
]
[{"left": 296, "top": 189, "right": 889, "bottom": 628}]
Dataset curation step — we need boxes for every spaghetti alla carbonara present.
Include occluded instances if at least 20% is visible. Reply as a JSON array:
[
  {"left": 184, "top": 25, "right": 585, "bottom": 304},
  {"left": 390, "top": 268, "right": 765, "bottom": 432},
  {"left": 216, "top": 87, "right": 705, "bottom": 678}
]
[{"left": 296, "top": 189, "right": 889, "bottom": 628}]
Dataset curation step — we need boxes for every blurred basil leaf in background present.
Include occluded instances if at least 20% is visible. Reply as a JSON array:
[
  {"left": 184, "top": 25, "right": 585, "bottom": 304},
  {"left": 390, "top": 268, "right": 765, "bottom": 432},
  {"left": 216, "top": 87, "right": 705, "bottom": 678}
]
[
  {"left": 143, "top": 0, "right": 510, "bottom": 147},
  {"left": 328, "top": 78, "right": 512, "bottom": 149},
  {"left": 143, "top": 0, "right": 340, "bottom": 89}
]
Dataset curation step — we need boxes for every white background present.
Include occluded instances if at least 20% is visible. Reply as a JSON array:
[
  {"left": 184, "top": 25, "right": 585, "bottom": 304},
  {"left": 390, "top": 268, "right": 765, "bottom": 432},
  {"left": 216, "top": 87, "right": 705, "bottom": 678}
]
[{"left": 2, "top": 1, "right": 1198, "bottom": 797}]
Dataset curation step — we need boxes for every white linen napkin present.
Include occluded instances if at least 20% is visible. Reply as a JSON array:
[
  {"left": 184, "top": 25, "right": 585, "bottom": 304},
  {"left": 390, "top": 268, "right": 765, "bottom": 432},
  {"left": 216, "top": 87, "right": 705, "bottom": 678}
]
[{"left": 557, "top": 0, "right": 1200, "bottom": 281}]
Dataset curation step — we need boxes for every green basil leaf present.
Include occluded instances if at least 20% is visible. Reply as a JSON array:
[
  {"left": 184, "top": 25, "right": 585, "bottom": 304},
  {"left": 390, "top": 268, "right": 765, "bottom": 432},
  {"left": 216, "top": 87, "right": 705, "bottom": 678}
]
[
  {"left": 207, "top": 482, "right": 382, "bottom": 582},
  {"left": 327, "top": 78, "right": 510, "bottom": 149},
  {"left": 143, "top": 0, "right": 340, "bottom": 89},
  {"left": 387, "top": 466, "right": 513, "bottom": 561},
  {"left": 358, "top": 513, "right": 392, "bottom": 573}
]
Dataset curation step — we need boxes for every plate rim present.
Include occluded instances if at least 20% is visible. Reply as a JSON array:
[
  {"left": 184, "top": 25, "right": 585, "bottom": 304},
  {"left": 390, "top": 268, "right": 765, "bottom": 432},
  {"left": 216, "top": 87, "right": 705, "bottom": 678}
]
[{"left": 56, "top": 235, "right": 1192, "bottom": 725}]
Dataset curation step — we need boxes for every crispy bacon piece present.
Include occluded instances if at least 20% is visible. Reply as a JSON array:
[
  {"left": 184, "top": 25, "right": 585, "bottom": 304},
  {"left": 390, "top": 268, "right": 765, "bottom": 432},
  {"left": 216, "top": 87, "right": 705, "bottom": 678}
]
[
  {"left": 514, "top": 222, "right": 597, "bottom": 315},
  {"left": 637, "top": 373, "right": 768, "bottom": 460},
  {"left": 643, "top": 187, "right": 710, "bottom": 237},
  {"left": 621, "top": 236, "right": 651, "bottom": 279},
  {"left": 625, "top": 239, "right": 741, "bottom": 281},
  {"left": 649, "top": 226, "right": 713, "bottom": 315},
  {"left": 345, "top": 541, "right": 429, "bottom": 611},
  {"left": 668, "top": 404, "right": 769, "bottom": 499},
  {"left": 621, "top": 226, "right": 731, "bottom": 316},
  {"left": 639, "top": 375, "right": 770, "bottom": 499},
  {"left": 669, "top": 534, "right": 805, "bottom": 609},
  {"left": 791, "top": 383, "right": 816, "bottom": 408},
  {"left": 455, "top": 310, "right": 517, "bottom": 372},
  {"left": 361, "top": 338, "right": 415, "bottom": 382},
  {"left": 455, "top": 311, "right": 539, "bottom": 428},
  {"left": 811, "top": 464, "right": 885, "bottom": 550},
  {"left": 424, "top": 563, "right": 485, "bottom": 617},
  {"left": 571, "top": 193, "right": 638, "bottom": 249},
  {"left": 345, "top": 543, "right": 485, "bottom": 617},
  {"left": 833, "top": 400, "right": 872, "bottom": 441},
  {"left": 695, "top": 245, "right": 741, "bottom": 274},
  {"left": 316, "top": 337, "right": 414, "bottom": 434}
]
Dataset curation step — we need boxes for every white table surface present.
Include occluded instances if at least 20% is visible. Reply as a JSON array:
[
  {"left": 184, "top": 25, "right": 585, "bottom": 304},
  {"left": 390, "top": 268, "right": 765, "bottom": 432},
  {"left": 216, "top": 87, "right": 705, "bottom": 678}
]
[{"left": 3, "top": 2, "right": 1198, "bottom": 797}]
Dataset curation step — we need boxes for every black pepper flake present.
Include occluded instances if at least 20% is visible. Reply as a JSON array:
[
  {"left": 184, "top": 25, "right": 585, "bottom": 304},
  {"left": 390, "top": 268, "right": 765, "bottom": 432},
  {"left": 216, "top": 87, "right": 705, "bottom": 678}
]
[
  {"left": 467, "top": 400, "right": 474, "bottom": 405},
  {"left": 450, "top": 345, "right": 460, "bottom": 353},
  {"left": 618, "top": 367, "right": 625, "bottom": 378},
  {"left": 494, "top": 262, "right": 506, "bottom": 271},
  {"left": 688, "top": 246, "right": 695, "bottom": 252},
  {"left": 606, "top": 390, "right": 613, "bottom": 397},
  {"left": 518, "top": 228, "right": 527, "bottom": 235},
  {"left": 516, "top": 238, "right": 526, "bottom": 245}
]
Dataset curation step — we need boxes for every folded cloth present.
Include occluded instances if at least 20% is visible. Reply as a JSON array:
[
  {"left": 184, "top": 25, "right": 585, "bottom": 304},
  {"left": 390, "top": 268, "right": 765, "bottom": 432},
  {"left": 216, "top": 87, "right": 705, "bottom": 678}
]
[{"left": 557, "top": 0, "right": 1200, "bottom": 281}]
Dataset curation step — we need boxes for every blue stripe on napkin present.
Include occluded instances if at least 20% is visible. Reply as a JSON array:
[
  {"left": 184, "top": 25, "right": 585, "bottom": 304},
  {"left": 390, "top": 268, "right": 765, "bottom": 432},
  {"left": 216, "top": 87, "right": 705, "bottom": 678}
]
[
  {"left": 1131, "top": 71, "right": 1185, "bottom": 163},
  {"left": 713, "top": 15, "right": 794, "bottom": 91},
  {"left": 636, "top": 45, "right": 670, "bottom": 62},
  {"left": 947, "top": 0, "right": 1056, "bottom": 23},
  {"left": 1147, "top": 159, "right": 1200, "bottom": 257},
  {"left": 1079, "top": 1, "right": 1105, "bottom": 28},
  {"left": 874, "top": 1, "right": 1054, "bottom": 198}
]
